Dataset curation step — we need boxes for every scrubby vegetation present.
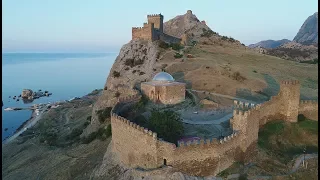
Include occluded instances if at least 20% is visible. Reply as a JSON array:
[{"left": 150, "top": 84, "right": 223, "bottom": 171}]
[
  {"left": 158, "top": 41, "right": 170, "bottom": 49},
  {"left": 174, "top": 53, "right": 183, "bottom": 59},
  {"left": 221, "top": 36, "right": 236, "bottom": 42},
  {"left": 258, "top": 119, "right": 318, "bottom": 163},
  {"left": 87, "top": 89, "right": 101, "bottom": 96},
  {"left": 81, "top": 124, "right": 112, "bottom": 144},
  {"left": 200, "top": 28, "right": 218, "bottom": 37},
  {"left": 267, "top": 48, "right": 312, "bottom": 59},
  {"left": 113, "top": 71, "right": 120, "bottom": 78},
  {"left": 96, "top": 107, "right": 112, "bottom": 123},
  {"left": 171, "top": 43, "right": 184, "bottom": 51},
  {"left": 232, "top": 71, "right": 246, "bottom": 81},
  {"left": 147, "top": 110, "right": 184, "bottom": 144},
  {"left": 124, "top": 58, "right": 144, "bottom": 68},
  {"left": 299, "top": 58, "right": 318, "bottom": 64}
]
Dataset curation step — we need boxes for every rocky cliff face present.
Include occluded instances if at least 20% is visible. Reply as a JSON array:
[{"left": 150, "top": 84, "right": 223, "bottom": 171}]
[
  {"left": 248, "top": 39, "right": 291, "bottom": 49},
  {"left": 293, "top": 12, "right": 318, "bottom": 45},
  {"left": 82, "top": 40, "right": 163, "bottom": 136},
  {"left": 164, "top": 10, "right": 211, "bottom": 39}
]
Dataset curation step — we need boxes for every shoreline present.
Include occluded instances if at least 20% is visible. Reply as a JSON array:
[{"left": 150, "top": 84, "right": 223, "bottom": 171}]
[{"left": 2, "top": 89, "right": 102, "bottom": 144}]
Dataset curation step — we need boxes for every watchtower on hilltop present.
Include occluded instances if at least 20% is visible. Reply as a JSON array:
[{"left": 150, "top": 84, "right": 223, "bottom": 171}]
[
  {"left": 147, "top": 14, "right": 163, "bottom": 33},
  {"left": 132, "top": 13, "right": 182, "bottom": 44}
]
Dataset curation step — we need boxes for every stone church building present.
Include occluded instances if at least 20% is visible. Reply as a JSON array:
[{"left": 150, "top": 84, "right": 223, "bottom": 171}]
[{"left": 141, "top": 72, "right": 186, "bottom": 104}]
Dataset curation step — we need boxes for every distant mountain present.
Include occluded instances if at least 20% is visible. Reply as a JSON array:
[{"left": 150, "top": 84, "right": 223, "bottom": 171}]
[
  {"left": 248, "top": 39, "right": 291, "bottom": 49},
  {"left": 293, "top": 12, "right": 318, "bottom": 45}
]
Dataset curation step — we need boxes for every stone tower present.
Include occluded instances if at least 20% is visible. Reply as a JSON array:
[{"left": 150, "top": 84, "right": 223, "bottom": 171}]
[
  {"left": 278, "top": 80, "right": 300, "bottom": 122},
  {"left": 147, "top": 14, "right": 164, "bottom": 33}
]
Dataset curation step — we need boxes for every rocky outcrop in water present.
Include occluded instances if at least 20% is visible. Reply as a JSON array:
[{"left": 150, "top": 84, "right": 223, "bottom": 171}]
[{"left": 21, "top": 89, "right": 33, "bottom": 99}]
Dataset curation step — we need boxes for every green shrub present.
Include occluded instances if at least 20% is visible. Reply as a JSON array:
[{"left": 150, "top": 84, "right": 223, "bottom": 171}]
[
  {"left": 81, "top": 132, "right": 97, "bottom": 144},
  {"left": 170, "top": 43, "right": 183, "bottom": 51},
  {"left": 147, "top": 110, "right": 184, "bottom": 144},
  {"left": 174, "top": 53, "right": 183, "bottom": 59},
  {"left": 159, "top": 41, "right": 169, "bottom": 49},
  {"left": 86, "top": 116, "right": 92, "bottom": 121},
  {"left": 253, "top": 70, "right": 257, "bottom": 73},
  {"left": 200, "top": 28, "right": 218, "bottom": 37},
  {"left": 66, "top": 128, "right": 83, "bottom": 140},
  {"left": 81, "top": 125, "right": 112, "bottom": 144},
  {"left": 40, "top": 131, "right": 58, "bottom": 146},
  {"left": 113, "top": 71, "right": 120, "bottom": 78},
  {"left": 96, "top": 107, "right": 112, "bottom": 123},
  {"left": 139, "top": 72, "right": 145, "bottom": 75}
]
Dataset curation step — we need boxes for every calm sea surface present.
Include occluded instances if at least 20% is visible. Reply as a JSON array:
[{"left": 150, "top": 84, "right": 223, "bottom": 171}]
[{"left": 2, "top": 53, "right": 117, "bottom": 141}]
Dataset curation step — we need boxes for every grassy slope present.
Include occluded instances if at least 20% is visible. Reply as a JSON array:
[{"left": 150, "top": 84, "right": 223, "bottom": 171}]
[
  {"left": 218, "top": 118, "right": 318, "bottom": 178},
  {"left": 163, "top": 43, "right": 318, "bottom": 100}
]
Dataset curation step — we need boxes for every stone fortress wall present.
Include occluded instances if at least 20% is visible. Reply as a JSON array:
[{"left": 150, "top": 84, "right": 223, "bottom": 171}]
[
  {"left": 132, "top": 14, "right": 182, "bottom": 44},
  {"left": 110, "top": 80, "right": 318, "bottom": 176}
]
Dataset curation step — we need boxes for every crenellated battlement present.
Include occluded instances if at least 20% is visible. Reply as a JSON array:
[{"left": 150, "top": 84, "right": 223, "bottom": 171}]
[
  {"left": 233, "top": 100, "right": 256, "bottom": 109},
  {"left": 300, "top": 100, "right": 318, "bottom": 104},
  {"left": 147, "top": 14, "right": 162, "bottom": 17},
  {"left": 177, "top": 131, "right": 240, "bottom": 148},
  {"left": 280, "top": 80, "right": 300, "bottom": 85},
  {"left": 112, "top": 111, "right": 158, "bottom": 140},
  {"left": 132, "top": 27, "right": 144, "bottom": 30}
]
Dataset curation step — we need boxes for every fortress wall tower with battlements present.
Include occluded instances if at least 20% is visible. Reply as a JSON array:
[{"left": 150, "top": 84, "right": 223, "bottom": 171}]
[
  {"left": 110, "top": 80, "right": 318, "bottom": 176},
  {"left": 132, "top": 13, "right": 182, "bottom": 44}
]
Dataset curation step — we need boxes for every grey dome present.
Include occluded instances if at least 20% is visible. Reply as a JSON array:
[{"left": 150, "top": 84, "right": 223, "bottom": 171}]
[{"left": 152, "top": 72, "right": 175, "bottom": 81}]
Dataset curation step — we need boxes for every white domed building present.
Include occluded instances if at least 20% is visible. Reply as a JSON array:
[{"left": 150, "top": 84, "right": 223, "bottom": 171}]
[{"left": 141, "top": 72, "right": 186, "bottom": 104}]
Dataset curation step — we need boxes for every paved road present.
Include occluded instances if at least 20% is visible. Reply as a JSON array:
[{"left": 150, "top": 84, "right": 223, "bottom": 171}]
[{"left": 3, "top": 107, "right": 47, "bottom": 144}]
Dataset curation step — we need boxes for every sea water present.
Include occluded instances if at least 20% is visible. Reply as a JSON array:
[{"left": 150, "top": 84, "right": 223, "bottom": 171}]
[{"left": 2, "top": 53, "right": 117, "bottom": 141}]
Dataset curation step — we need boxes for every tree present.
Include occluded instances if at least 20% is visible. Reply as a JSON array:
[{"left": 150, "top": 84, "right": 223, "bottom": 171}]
[{"left": 147, "top": 110, "right": 184, "bottom": 144}]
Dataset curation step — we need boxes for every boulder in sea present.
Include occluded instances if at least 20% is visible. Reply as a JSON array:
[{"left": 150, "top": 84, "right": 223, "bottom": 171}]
[{"left": 21, "top": 89, "right": 34, "bottom": 99}]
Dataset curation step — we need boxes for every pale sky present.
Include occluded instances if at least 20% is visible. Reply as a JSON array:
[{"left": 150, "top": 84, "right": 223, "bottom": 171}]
[{"left": 2, "top": 0, "right": 318, "bottom": 53}]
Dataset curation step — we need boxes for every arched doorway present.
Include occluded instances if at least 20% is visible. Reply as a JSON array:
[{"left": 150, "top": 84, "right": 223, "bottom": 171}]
[{"left": 163, "top": 159, "right": 167, "bottom": 166}]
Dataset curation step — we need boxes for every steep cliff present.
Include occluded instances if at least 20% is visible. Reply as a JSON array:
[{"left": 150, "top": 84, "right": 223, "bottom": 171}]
[
  {"left": 82, "top": 40, "right": 162, "bottom": 136},
  {"left": 293, "top": 12, "right": 318, "bottom": 45}
]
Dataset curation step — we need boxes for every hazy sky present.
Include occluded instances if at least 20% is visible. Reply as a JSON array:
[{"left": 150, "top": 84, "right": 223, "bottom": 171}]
[{"left": 2, "top": 0, "right": 318, "bottom": 53}]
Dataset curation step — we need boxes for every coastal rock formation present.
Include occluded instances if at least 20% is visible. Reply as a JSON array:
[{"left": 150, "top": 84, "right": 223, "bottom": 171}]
[
  {"left": 293, "top": 12, "right": 318, "bottom": 45},
  {"left": 82, "top": 40, "right": 162, "bottom": 136},
  {"left": 248, "top": 39, "right": 291, "bottom": 49},
  {"left": 21, "top": 89, "right": 33, "bottom": 99}
]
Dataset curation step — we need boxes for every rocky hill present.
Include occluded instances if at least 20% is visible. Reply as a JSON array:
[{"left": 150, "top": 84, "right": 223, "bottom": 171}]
[
  {"left": 248, "top": 39, "right": 291, "bottom": 49},
  {"left": 293, "top": 12, "right": 318, "bottom": 45},
  {"left": 163, "top": 10, "right": 210, "bottom": 39},
  {"left": 265, "top": 41, "right": 318, "bottom": 62}
]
